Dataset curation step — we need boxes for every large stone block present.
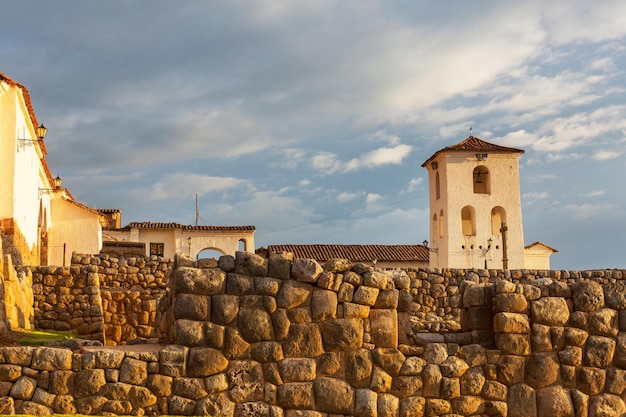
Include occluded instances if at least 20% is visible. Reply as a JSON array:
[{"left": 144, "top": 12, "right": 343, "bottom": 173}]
[
  {"left": 311, "top": 288, "right": 337, "bottom": 321},
  {"left": 508, "top": 383, "right": 536, "bottom": 417},
  {"left": 187, "top": 347, "right": 229, "bottom": 377},
  {"left": 391, "top": 375, "right": 423, "bottom": 399},
  {"left": 525, "top": 353, "right": 560, "bottom": 389},
  {"left": 235, "top": 251, "right": 268, "bottom": 277},
  {"left": 494, "top": 293, "right": 528, "bottom": 313},
  {"left": 370, "top": 366, "right": 392, "bottom": 393},
  {"left": 588, "top": 393, "right": 625, "bottom": 417},
  {"left": 174, "top": 293, "right": 210, "bottom": 321},
  {"left": 160, "top": 345, "right": 188, "bottom": 377},
  {"left": 268, "top": 251, "right": 293, "bottom": 280},
  {"left": 172, "top": 377, "right": 207, "bottom": 400},
  {"left": 576, "top": 367, "right": 606, "bottom": 395},
  {"left": 353, "top": 286, "right": 380, "bottom": 307},
  {"left": 227, "top": 360, "right": 264, "bottom": 403},
  {"left": 452, "top": 395, "right": 484, "bottom": 416},
  {"left": 460, "top": 366, "right": 485, "bottom": 395},
  {"left": 31, "top": 347, "right": 73, "bottom": 371},
  {"left": 119, "top": 357, "right": 148, "bottom": 386},
  {"left": 583, "top": 335, "right": 616, "bottom": 367},
  {"left": 604, "top": 283, "right": 626, "bottom": 310},
  {"left": 355, "top": 389, "right": 377, "bottom": 417},
  {"left": 421, "top": 364, "right": 442, "bottom": 398},
  {"left": 226, "top": 273, "right": 255, "bottom": 295},
  {"left": 238, "top": 308, "right": 275, "bottom": 343},
  {"left": 377, "top": 393, "right": 399, "bottom": 417},
  {"left": 363, "top": 271, "right": 393, "bottom": 290},
  {"left": 588, "top": 308, "right": 618, "bottom": 337},
  {"left": 440, "top": 356, "right": 469, "bottom": 378},
  {"left": 494, "top": 312, "right": 530, "bottom": 333},
  {"left": 320, "top": 318, "right": 364, "bottom": 351},
  {"left": 372, "top": 347, "right": 406, "bottom": 376},
  {"left": 531, "top": 297, "right": 570, "bottom": 326},
  {"left": 497, "top": 355, "right": 525, "bottom": 386},
  {"left": 195, "top": 392, "right": 235, "bottom": 417},
  {"left": 314, "top": 377, "right": 355, "bottom": 414},
  {"left": 399, "top": 396, "right": 425, "bottom": 417},
  {"left": 572, "top": 281, "right": 604, "bottom": 312},
  {"left": 250, "top": 341, "right": 283, "bottom": 363},
  {"left": 276, "top": 280, "right": 313, "bottom": 309},
  {"left": 369, "top": 309, "right": 398, "bottom": 348},
  {"left": 279, "top": 358, "right": 316, "bottom": 382},
  {"left": 282, "top": 323, "right": 324, "bottom": 358},
  {"left": 346, "top": 349, "right": 373, "bottom": 388},
  {"left": 496, "top": 333, "right": 530, "bottom": 355},
  {"left": 536, "top": 385, "right": 574, "bottom": 417},
  {"left": 277, "top": 382, "right": 314, "bottom": 409},
  {"left": 291, "top": 258, "right": 323, "bottom": 283},
  {"left": 211, "top": 294, "right": 239, "bottom": 325},
  {"left": 174, "top": 267, "right": 226, "bottom": 295}
]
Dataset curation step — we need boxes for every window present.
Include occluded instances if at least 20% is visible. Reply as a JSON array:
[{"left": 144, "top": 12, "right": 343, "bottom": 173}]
[
  {"left": 491, "top": 206, "right": 506, "bottom": 235},
  {"left": 150, "top": 242, "right": 164, "bottom": 257},
  {"left": 461, "top": 206, "right": 476, "bottom": 236},
  {"left": 238, "top": 239, "right": 247, "bottom": 252},
  {"left": 432, "top": 214, "right": 438, "bottom": 241},
  {"left": 473, "top": 166, "right": 490, "bottom": 194},
  {"left": 435, "top": 172, "right": 441, "bottom": 200},
  {"left": 439, "top": 209, "right": 445, "bottom": 238}
]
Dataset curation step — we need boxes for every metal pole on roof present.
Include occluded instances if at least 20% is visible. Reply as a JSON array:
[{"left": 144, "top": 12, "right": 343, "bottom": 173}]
[{"left": 195, "top": 193, "right": 199, "bottom": 226}]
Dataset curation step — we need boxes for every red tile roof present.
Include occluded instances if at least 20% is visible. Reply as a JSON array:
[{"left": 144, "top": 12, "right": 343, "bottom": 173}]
[
  {"left": 119, "top": 222, "right": 255, "bottom": 232},
  {"left": 422, "top": 136, "right": 524, "bottom": 167},
  {"left": 524, "top": 241, "right": 558, "bottom": 252},
  {"left": 266, "top": 244, "right": 429, "bottom": 262}
]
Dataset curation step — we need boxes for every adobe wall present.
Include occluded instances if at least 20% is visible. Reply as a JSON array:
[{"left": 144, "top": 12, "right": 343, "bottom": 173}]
[{"left": 0, "top": 251, "right": 625, "bottom": 416}]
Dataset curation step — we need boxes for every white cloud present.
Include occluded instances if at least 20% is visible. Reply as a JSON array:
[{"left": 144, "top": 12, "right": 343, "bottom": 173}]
[
  {"left": 365, "top": 193, "right": 383, "bottom": 207},
  {"left": 593, "top": 150, "right": 621, "bottom": 160},
  {"left": 564, "top": 203, "right": 616, "bottom": 219},
  {"left": 523, "top": 191, "right": 549, "bottom": 202},
  {"left": 336, "top": 192, "right": 361, "bottom": 203},
  {"left": 299, "top": 179, "right": 311, "bottom": 186},
  {"left": 407, "top": 177, "right": 424, "bottom": 192},
  {"left": 584, "top": 190, "right": 605, "bottom": 197},
  {"left": 140, "top": 173, "right": 250, "bottom": 201},
  {"left": 311, "top": 144, "right": 412, "bottom": 174}
]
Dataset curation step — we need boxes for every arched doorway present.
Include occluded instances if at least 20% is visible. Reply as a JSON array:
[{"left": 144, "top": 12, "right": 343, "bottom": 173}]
[{"left": 196, "top": 247, "right": 226, "bottom": 260}]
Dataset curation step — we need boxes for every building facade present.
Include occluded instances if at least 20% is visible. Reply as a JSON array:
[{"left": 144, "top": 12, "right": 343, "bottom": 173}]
[
  {"left": 104, "top": 222, "right": 255, "bottom": 258},
  {"left": 0, "top": 72, "right": 102, "bottom": 266},
  {"left": 422, "top": 136, "right": 527, "bottom": 269}
]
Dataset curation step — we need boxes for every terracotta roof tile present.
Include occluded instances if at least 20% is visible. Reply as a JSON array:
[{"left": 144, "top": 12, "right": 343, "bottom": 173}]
[
  {"left": 121, "top": 222, "right": 255, "bottom": 232},
  {"left": 266, "top": 244, "right": 429, "bottom": 262},
  {"left": 422, "top": 136, "right": 524, "bottom": 167}
]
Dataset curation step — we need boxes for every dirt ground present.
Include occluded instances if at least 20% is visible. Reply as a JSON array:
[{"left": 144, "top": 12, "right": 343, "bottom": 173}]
[{"left": 0, "top": 330, "right": 28, "bottom": 346}]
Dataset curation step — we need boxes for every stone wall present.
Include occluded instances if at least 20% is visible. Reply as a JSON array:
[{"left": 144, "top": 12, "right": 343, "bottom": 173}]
[
  {"left": 30, "top": 254, "right": 172, "bottom": 345},
  {"left": 0, "top": 251, "right": 34, "bottom": 335},
  {"left": 1, "top": 251, "right": 626, "bottom": 416}
]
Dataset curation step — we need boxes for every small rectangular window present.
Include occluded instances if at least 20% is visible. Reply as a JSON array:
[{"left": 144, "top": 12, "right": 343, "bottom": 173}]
[{"left": 150, "top": 242, "right": 164, "bottom": 257}]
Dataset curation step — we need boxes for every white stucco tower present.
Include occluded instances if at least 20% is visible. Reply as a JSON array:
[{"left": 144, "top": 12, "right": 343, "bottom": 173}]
[{"left": 422, "top": 136, "right": 525, "bottom": 269}]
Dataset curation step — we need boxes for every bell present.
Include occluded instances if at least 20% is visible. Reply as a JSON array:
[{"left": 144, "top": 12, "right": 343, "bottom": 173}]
[{"left": 476, "top": 172, "right": 483, "bottom": 184}]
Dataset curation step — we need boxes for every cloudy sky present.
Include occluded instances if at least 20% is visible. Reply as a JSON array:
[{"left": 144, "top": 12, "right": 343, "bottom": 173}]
[{"left": 3, "top": 1, "right": 626, "bottom": 269}]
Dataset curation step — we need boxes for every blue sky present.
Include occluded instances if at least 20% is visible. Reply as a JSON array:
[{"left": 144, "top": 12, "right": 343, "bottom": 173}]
[{"left": 2, "top": 1, "right": 626, "bottom": 269}]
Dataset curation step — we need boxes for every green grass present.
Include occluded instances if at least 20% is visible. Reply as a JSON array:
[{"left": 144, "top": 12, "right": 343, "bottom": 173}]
[{"left": 17, "top": 329, "right": 77, "bottom": 346}]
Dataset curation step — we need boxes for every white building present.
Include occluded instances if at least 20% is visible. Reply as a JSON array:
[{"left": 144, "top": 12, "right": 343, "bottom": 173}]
[
  {"left": 0, "top": 72, "right": 102, "bottom": 266},
  {"left": 104, "top": 222, "right": 255, "bottom": 258},
  {"left": 422, "top": 136, "right": 555, "bottom": 270}
]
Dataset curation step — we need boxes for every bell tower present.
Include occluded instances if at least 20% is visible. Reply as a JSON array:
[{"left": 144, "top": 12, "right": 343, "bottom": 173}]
[{"left": 422, "top": 136, "right": 525, "bottom": 269}]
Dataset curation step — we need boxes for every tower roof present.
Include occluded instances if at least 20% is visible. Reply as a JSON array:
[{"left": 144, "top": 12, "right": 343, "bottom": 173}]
[{"left": 421, "top": 136, "right": 525, "bottom": 167}]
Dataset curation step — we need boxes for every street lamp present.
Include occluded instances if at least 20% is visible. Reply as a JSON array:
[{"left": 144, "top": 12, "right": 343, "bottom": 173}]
[
  {"left": 18, "top": 123, "right": 47, "bottom": 151},
  {"left": 39, "top": 176, "right": 63, "bottom": 197}
]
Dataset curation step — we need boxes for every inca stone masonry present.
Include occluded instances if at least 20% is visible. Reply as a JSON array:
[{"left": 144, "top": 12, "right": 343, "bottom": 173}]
[{"left": 1, "top": 249, "right": 626, "bottom": 416}]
